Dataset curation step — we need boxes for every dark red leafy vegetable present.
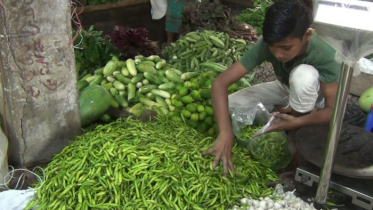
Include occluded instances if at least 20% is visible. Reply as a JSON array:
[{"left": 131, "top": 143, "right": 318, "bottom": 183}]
[{"left": 105, "top": 26, "right": 161, "bottom": 60}]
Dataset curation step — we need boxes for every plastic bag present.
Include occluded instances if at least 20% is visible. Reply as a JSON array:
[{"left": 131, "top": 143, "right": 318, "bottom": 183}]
[
  {"left": 231, "top": 104, "right": 293, "bottom": 171},
  {"left": 0, "top": 189, "right": 36, "bottom": 210},
  {"left": 230, "top": 102, "right": 270, "bottom": 137},
  {"left": 356, "top": 57, "right": 373, "bottom": 75},
  {"left": 248, "top": 131, "right": 293, "bottom": 171},
  {"left": 0, "top": 129, "right": 9, "bottom": 190}
]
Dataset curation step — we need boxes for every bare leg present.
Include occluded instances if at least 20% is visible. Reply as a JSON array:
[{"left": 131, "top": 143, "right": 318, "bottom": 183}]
[{"left": 166, "top": 32, "right": 174, "bottom": 46}]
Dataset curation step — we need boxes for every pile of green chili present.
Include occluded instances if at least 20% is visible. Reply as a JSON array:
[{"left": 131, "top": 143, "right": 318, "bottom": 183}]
[{"left": 25, "top": 117, "right": 278, "bottom": 210}]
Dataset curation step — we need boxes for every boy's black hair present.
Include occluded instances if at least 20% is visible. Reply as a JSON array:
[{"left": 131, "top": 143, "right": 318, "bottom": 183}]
[{"left": 262, "top": 0, "right": 312, "bottom": 44}]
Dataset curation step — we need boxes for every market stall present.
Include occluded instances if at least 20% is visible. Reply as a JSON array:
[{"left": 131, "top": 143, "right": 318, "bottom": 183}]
[{"left": 0, "top": 0, "right": 373, "bottom": 209}]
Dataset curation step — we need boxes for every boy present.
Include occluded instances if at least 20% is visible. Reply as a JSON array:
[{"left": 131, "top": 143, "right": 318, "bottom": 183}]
[{"left": 202, "top": 0, "right": 340, "bottom": 178}]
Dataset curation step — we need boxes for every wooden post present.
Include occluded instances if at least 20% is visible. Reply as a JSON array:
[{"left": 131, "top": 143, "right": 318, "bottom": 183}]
[{"left": 0, "top": 0, "right": 81, "bottom": 166}]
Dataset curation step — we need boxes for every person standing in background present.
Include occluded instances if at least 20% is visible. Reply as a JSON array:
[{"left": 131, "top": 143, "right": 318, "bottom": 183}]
[{"left": 165, "top": 0, "right": 185, "bottom": 46}]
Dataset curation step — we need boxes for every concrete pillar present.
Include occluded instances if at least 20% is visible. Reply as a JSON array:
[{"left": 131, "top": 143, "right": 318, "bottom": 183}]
[{"left": 0, "top": 0, "right": 81, "bottom": 166}]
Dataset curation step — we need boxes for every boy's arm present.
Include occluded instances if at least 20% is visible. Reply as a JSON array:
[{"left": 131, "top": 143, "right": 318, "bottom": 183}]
[
  {"left": 263, "top": 81, "right": 338, "bottom": 133},
  {"left": 211, "top": 62, "right": 249, "bottom": 137}
]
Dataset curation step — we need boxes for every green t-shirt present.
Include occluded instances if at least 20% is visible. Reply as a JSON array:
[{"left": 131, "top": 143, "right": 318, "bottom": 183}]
[{"left": 239, "top": 34, "right": 340, "bottom": 86}]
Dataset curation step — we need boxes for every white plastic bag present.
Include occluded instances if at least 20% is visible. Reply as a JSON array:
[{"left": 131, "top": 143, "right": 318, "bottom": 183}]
[
  {"left": 357, "top": 57, "right": 373, "bottom": 75},
  {"left": 0, "top": 189, "right": 36, "bottom": 210},
  {"left": 0, "top": 129, "right": 9, "bottom": 189},
  {"left": 230, "top": 102, "right": 270, "bottom": 137}
]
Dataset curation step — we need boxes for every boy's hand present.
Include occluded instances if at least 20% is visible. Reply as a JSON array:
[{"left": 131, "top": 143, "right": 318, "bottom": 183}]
[{"left": 201, "top": 133, "right": 236, "bottom": 177}]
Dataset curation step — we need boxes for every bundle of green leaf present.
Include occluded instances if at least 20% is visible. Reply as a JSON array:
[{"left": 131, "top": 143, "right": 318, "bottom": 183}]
[
  {"left": 235, "top": 0, "right": 273, "bottom": 35},
  {"left": 25, "top": 117, "right": 278, "bottom": 210},
  {"left": 181, "top": 0, "right": 258, "bottom": 41},
  {"left": 73, "top": 26, "right": 121, "bottom": 79}
]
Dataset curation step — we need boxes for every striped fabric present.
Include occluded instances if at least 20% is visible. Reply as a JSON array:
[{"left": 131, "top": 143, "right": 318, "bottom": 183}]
[{"left": 165, "top": 0, "right": 185, "bottom": 33}]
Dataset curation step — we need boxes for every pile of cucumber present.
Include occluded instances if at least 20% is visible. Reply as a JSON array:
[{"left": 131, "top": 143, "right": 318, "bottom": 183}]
[{"left": 78, "top": 55, "right": 243, "bottom": 134}]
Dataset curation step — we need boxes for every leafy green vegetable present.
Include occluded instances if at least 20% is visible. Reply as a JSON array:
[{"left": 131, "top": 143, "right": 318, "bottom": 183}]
[
  {"left": 235, "top": 0, "right": 273, "bottom": 35},
  {"left": 73, "top": 26, "right": 121, "bottom": 78}
]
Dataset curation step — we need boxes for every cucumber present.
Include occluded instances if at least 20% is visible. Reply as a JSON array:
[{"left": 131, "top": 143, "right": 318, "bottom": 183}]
[
  {"left": 155, "top": 96, "right": 167, "bottom": 106},
  {"left": 147, "top": 55, "right": 160, "bottom": 61},
  {"left": 137, "top": 63, "right": 157, "bottom": 74},
  {"left": 121, "top": 67, "right": 130, "bottom": 77},
  {"left": 89, "top": 75, "right": 103, "bottom": 86},
  {"left": 139, "top": 97, "right": 159, "bottom": 107},
  {"left": 114, "top": 95, "right": 128, "bottom": 108},
  {"left": 158, "top": 82, "right": 175, "bottom": 90},
  {"left": 79, "top": 85, "right": 113, "bottom": 127},
  {"left": 115, "top": 74, "right": 131, "bottom": 85},
  {"left": 94, "top": 67, "right": 104, "bottom": 75},
  {"left": 181, "top": 72, "right": 199, "bottom": 81},
  {"left": 151, "top": 89, "right": 171, "bottom": 99},
  {"left": 136, "top": 82, "right": 143, "bottom": 88},
  {"left": 165, "top": 70, "right": 183, "bottom": 83},
  {"left": 131, "top": 74, "right": 144, "bottom": 84},
  {"left": 106, "top": 76, "right": 116, "bottom": 83},
  {"left": 80, "top": 74, "right": 92, "bottom": 82},
  {"left": 112, "top": 71, "right": 121, "bottom": 77},
  {"left": 77, "top": 80, "right": 89, "bottom": 91},
  {"left": 167, "top": 68, "right": 182, "bottom": 76},
  {"left": 113, "top": 81, "right": 125, "bottom": 91},
  {"left": 100, "top": 80, "right": 108, "bottom": 85},
  {"left": 117, "top": 61, "right": 126, "bottom": 68},
  {"left": 127, "top": 83, "right": 136, "bottom": 102},
  {"left": 141, "top": 61, "right": 156, "bottom": 67},
  {"left": 119, "top": 90, "right": 126, "bottom": 96},
  {"left": 126, "top": 58, "right": 137, "bottom": 76},
  {"left": 102, "top": 83, "right": 113, "bottom": 90},
  {"left": 155, "top": 59, "right": 167, "bottom": 69},
  {"left": 103, "top": 60, "right": 118, "bottom": 77},
  {"left": 138, "top": 85, "right": 157, "bottom": 94},
  {"left": 109, "top": 87, "right": 118, "bottom": 96},
  {"left": 142, "top": 79, "right": 149, "bottom": 85},
  {"left": 85, "top": 75, "right": 96, "bottom": 83},
  {"left": 144, "top": 72, "right": 163, "bottom": 85},
  {"left": 110, "top": 99, "right": 120, "bottom": 108}
]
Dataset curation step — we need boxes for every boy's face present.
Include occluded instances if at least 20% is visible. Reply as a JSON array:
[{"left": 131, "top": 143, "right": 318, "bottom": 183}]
[{"left": 268, "top": 30, "right": 312, "bottom": 63}]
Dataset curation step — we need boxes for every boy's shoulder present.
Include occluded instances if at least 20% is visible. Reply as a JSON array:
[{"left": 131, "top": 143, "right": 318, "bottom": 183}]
[{"left": 306, "top": 34, "right": 337, "bottom": 64}]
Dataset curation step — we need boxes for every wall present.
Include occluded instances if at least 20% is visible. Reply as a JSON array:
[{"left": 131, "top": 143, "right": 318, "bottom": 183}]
[{"left": 78, "top": 1, "right": 167, "bottom": 44}]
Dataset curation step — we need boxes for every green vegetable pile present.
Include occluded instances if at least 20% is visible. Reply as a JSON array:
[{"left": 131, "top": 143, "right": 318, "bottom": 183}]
[
  {"left": 162, "top": 30, "right": 251, "bottom": 70},
  {"left": 25, "top": 117, "right": 277, "bottom": 210},
  {"left": 74, "top": 26, "right": 120, "bottom": 78},
  {"left": 77, "top": 53, "right": 254, "bottom": 134},
  {"left": 235, "top": 0, "right": 273, "bottom": 35}
]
